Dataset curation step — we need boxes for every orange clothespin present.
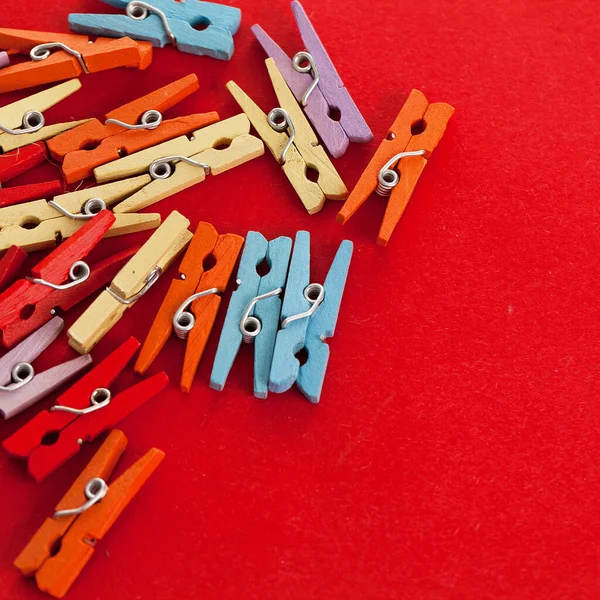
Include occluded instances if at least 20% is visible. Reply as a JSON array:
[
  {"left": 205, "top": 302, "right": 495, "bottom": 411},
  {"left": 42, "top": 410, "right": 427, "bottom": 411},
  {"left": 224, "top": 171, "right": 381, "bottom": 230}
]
[
  {"left": 46, "top": 74, "right": 220, "bottom": 183},
  {"left": 0, "top": 28, "right": 152, "bottom": 93},
  {"left": 337, "top": 89, "right": 454, "bottom": 246},
  {"left": 135, "top": 222, "right": 244, "bottom": 392},
  {"left": 14, "top": 429, "right": 164, "bottom": 599}
]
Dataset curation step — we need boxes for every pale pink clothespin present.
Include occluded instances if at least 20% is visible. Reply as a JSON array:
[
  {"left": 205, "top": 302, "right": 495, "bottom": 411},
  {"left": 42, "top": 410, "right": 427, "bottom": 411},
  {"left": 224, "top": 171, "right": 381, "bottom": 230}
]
[{"left": 0, "top": 317, "right": 92, "bottom": 420}]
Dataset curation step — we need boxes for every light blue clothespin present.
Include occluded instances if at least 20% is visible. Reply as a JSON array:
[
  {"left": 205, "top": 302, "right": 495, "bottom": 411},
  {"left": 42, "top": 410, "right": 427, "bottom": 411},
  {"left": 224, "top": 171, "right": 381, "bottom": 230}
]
[
  {"left": 210, "top": 232, "right": 292, "bottom": 398},
  {"left": 69, "top": 0, "right": 241, "bottom": 60},
  {"left": 269, "top": 231, "right": 353, "bottom": 403}
]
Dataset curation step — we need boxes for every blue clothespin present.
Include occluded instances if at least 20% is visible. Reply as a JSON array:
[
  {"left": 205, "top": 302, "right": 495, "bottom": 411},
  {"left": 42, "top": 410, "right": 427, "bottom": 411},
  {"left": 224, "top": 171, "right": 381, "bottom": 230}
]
[
  {"left": 69, "top": 0, "right": 241, "bottom": 60},
  {"left": 269, "top": 231, "right": 353, "bottom": 403},
  {"left": 210, "top": 232, "right": 292, "bottom": 398}
]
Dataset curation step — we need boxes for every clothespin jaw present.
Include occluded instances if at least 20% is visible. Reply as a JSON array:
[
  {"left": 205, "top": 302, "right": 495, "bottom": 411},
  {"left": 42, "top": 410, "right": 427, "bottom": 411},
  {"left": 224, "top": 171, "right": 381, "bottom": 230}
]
[
  {"left": 210, "top": 231, "right": 292, "bottom": 398},
  {"left": 69, "top": 0, "right": 242, "bottom": 60},
  {"left": 0, "top": 245, "right": 27, "bottom": 291},
  {"left": 0, "top": 246, "right": 139, "bottom": 349},
  {"left": 227, "top": 58, "right": 348, "bottom": 215},
  {"left": 68, "top": 211, "right": 192, "bottom": 355},
  {"left": 46, "top": 74, "right": 219, "bottom": 183},
  {"left": 0, "top": 143, "right": 48, "bottom": 186},
  {"left": 252, "top": 1, "right": 373, "bottom": 157},
  {"left": 15, "top": 429, "right": 164, "bottom": 599},
  {"left": 135, "top": 221, "right": 244, "bottom": 392},
  {"left": 0, "top": 28, "right": 152, "bottom": 93},
  {"left": 0, "top": 317, "right": 93, "bottom": 419},
  {"left": 0, "top": 80, "right": 89, "bottom": 154},
  {"left": 0, "top": 211, "right": 117, "bottom": 344},
  {"left": 2, "top": 336, "right": 168, "bottom": 481},
  {"left": 337, "top": 89, "right": 454, "bottom": 246},
  {"left": 0, "top": 181, "right": 63, "bottom": 209},
  {"left": 269, "top": 233, "right": 353, "bottom": 402}
]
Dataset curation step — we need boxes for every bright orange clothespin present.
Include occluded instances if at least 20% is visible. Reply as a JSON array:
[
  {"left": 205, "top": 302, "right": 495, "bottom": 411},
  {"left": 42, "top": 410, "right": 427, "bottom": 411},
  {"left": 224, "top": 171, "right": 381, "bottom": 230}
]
[
  {"left": 0, "top": 28, "right": 152, "bottom": 93},
  {"left": 14, "top": 429, "right": 164, "bottom": 599},
  {"left": 135, "top": 222, "right": 244, "bottom": 392},
  {"left": 337, "top": 89, "right": 454, "bottom": 246}
]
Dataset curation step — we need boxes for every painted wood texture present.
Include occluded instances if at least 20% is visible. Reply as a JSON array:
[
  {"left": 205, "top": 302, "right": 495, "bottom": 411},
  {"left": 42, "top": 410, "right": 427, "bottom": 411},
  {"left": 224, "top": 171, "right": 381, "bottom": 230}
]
[
  {"left": 0, "top": 143, "right": 47, "bottom": 184},
  {"left": 70, "top": 0, "right": 241, "bottom": 59},
  {"left": 0, "top": 245, "right": 27, "bottom": 291},
  {"left": 94, "top": 113, "right": 251, "bottom": 182},
  {"left": 0, "top": 181, "right": 62, "bottom": 209},
  {"left": 0, "top": 28, "right": 152, "bottom": 92},
  {"left": 14, "top": 430, "right": 128, "bottom": 577},
  {"left": 296, "top": 240, "right": 353, "bottom": 403},
  {"left": 0, "top": 246, "right": 138, "bottom": 349},
  {"left": 337, "top": 89, "right": 454, "bottom": 245}
]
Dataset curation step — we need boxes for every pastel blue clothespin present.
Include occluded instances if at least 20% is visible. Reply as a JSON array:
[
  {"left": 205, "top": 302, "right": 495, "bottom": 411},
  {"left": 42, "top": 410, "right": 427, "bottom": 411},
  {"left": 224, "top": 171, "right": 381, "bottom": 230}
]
[
  {"left": 269, "top": 232, "right": 353, "bottom": 403},
  {"left": 210, "top": 232, "right": 292, "bottom": 398},
  {"left": 69, "top": 0, "right": 241, "bottom": 60}
]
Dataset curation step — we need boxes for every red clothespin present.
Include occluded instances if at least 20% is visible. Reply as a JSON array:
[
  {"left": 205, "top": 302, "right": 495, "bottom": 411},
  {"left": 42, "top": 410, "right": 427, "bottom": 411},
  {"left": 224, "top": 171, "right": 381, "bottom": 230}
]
[
  {"left": 0, "top": 181, "right": 62, "bottom": 209},
  {"left": 0, "top": 317, "right": 92, "bottom": 420},
  {"left": 0, "top": 28, "right": 152, "bottom": 93},
  {"left": 0, "top": 143, "right": 48, "bottom": 186},
  {"left": 0, "top": 246, "right": 139, "bottom": 349},
  {"left": 46, "top": 74, "right": 220, "bottom": 183},
  {"left": 14, "top": 429, "right": 164, "bottom": 599},
  {"left": 0, "top": 211, "right": 116, "bottom": 349},
  {"left": 0, "top": 245, "right": 27, "bottom": 291},
  {"left": 2, "top": 336, "right": 168, "bottom": 482},
  {"left": 135, "top": 222, "right": 243, "bottom": 392}
]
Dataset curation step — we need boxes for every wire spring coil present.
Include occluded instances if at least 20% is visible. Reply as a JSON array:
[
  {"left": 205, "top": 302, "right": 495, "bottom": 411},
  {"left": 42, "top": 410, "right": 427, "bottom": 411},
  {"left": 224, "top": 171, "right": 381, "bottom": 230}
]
[
  {"left": 240, "top": 288, "right": 283, "bottom": 344},
  {"left": 172, "top": 288, "right": 220, "bottom": 340},
  {"left": 48, "top": 197, "right": 107, "bottom": 220},
  {"left": 376, "top": 150, "right": 427, "bottom": 197},
  {"left": 0, "top": 110, "right": 45, "bottom": 136}
]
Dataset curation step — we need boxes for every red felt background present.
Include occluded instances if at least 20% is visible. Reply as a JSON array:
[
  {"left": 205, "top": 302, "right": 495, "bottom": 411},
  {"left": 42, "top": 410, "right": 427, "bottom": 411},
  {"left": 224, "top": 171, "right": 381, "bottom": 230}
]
[{"left": 0, "top": 0, "right": 599, "bottom": 598}]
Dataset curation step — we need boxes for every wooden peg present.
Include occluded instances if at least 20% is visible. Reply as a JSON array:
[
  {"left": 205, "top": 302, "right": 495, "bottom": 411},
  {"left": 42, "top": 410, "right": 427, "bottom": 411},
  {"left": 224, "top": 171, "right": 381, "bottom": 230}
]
[
  {"left": 0, "top": 143, "right": 47, "bottom": 185},
  {"left": 0, "top": 120, "right": 90, "bottom": 154},
  {"left": 68, "top": 211, "right": 192, "bottom": 354},
  {"left": 0, "top": 245, "right": 27, "bottom": 291},
  {"left": 0, "top": 181, "right": 62, "bottom": 209}
]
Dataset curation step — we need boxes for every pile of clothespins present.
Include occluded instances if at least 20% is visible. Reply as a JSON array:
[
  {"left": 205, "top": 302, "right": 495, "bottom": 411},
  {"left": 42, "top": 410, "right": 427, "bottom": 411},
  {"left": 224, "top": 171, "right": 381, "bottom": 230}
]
[{"left": 0, "top": 0, "right": 454, "bottom": 597}]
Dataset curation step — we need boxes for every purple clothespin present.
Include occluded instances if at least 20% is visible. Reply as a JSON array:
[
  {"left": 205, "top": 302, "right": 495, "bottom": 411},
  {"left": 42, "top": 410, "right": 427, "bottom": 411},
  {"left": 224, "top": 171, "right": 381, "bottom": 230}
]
[
  {"left": 0, "top": 52, "right": 9, "bottom": 69},
  {"left": 252, "top": 1, "right": 373, "bottom": 158},
  {"left": 0, "top": 317, "right": 92, "bottom": 419}
]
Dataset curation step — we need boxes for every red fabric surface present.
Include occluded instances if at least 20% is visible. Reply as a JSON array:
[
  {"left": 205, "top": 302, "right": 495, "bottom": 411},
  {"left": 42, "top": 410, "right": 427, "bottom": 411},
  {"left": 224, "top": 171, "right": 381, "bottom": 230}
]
[{"left": 0, "top": 0, "right": 599, "bottom": 598}]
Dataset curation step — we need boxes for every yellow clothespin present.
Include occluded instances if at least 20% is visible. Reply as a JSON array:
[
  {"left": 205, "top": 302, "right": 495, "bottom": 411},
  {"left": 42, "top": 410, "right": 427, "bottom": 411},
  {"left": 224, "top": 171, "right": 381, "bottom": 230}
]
[
  {"left": 68, "top": 210, "right": 193, "bottom": 354},
  {"left": 0, "top": 80, "right": 89, "bottom": 153},
  {"left": 88, "top": 115, "right": 264, "bottom": 213},
  {"left": 227, "top": 58, "right": 348, "bottom": 214}
]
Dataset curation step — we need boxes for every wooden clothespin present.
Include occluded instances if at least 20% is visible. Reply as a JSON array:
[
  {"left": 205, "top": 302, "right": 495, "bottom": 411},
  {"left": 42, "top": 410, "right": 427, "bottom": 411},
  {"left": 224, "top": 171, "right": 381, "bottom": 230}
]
[
  {"left": 0, "top": 181, "right": 63, "bottom": 209},
  {"left": 46, "top": 74, "right": 220, "bottom": 183},
  {"left": 135, "top": 221, "right": 244, "bottom": 392},
  {"left": 0, "top": 211, "right": 122, "bottom": 347},
  {"left": 89, "top": 115, "right": 264, "bottom": 214},
  {"left": 69, "top": 0, "right": 242, "bottom": 60},
  {"left": 0, "top": 28, "right": 152, "bottom": 93},
  {"left": 0, "top": 183, "right": 160, "bottom": 252},
  {"left": 14, "top": 429, "right": 164, "bottom": 598},
  {"left": 0, "top": 80, "right": 90, "bottom": 154},
  {"left": 0, "top": 245, "right": 27, "bottom": 291},
  {"left": 269, "top": 231, "right": 352, "bottom": 403},
  {"left": 253, "top": 0, "right": 373, "bottom": 158},
  {"left": 227, "top": 58, "right": 348, "bottom": 214},
  {"left": 2, "top": 337, "right": 168, "bottom": 481},
  {"left": 337, "top": 89, "right": 455, "bottom": 246},
  {"left": 0, "top": 317, "right": 92, "bottom": 420},
  {"left": 210, "top": 231, "right": 292, "bottom": 398},
  {"left": 0, "top": 143, "right": 48, "bottom": 186},
  {"left": 68, "top": 211, "right": 192, "bottom": 354}
]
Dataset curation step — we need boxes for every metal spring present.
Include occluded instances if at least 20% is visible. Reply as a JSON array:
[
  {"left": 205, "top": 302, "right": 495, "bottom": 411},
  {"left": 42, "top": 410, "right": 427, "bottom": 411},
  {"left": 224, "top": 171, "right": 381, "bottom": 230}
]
[
  {"left": 48, "top": 197, "right": 107, "bottom": 220},
  {"left": 126, "top": 1, "right": 178, "bottom": 47},
  {"left": 51, "top": 388, "right": 112, "bottom": 416},
  {"left": 30, "top": 42, "right": 89, "bottom": 74},
  {"left": 292, "top": 51, "right": 319, "bottom": 106},
  {"left": 281, "top": 283, "right": 325, "bottom": 328},
  {"left": 172, "top": 288, "right": 220, "bottom": 340},
  {"left": 0, "top": 110, "right": 45, "bottom": 136},
  {"left": 376, "top": 150, "right": 427, "bottom": 197},
  {"left": 106, "top": 266, "right": 162, "bottom": 305},
  {"left": 54, "top": 477, "right": 109, "bottom": 519},
  {"left": 149, "top": 155, "right": 211, "bottom": 180},
  {"left": 105, "top": 109, "right": 163, "bottom": 131},
  {"left": 240, "top": 288, "right": 283, "bottom": 344},
  {"left": 0, "top": 362, "right": 34, "bottom": 392},
  {"left": 27, "top": 260, "right": 91, "bottom": 290},
  {"left": 267, "top": 108, "right": 295, "bottom": 163}
]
